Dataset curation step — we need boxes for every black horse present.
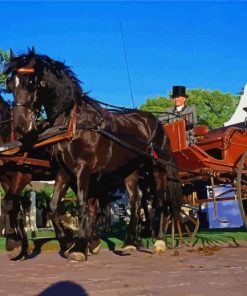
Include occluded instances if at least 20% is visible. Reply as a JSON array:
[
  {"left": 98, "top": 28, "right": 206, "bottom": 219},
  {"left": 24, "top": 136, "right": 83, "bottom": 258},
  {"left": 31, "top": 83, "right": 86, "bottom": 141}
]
[
  {"left": 4, "top": 48, "right": 182, "bottom": 261},
  {"left": 0, "top": 94, "right": 79, "bottom": 260}
]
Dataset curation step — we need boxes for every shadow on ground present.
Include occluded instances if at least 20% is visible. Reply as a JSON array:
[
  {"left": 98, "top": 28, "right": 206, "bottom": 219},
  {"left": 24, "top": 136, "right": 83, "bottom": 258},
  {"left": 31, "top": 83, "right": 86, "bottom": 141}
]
[{"left": 38, "top": 280, "right": 88, "bottom": 296}]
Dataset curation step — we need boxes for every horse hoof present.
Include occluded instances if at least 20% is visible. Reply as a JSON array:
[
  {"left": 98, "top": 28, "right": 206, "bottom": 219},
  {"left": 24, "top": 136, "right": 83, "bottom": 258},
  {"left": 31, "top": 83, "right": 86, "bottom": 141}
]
[
  {"left": 122, "top": 245, "right": 137, "bottom": 252},
  {"left": 92, "top": 243, "right": 101, "bottom": 255},
  {"left": 6, "top": 246, "right": 23, "bottom": 261},
  {"left": 68, "top": 252, "right": 86, "bottom": 262},
  {"left": 88, "top": 244, "right": 101, "bottom": 256},
  {"left": 153, "top": 240, "right": 166, "bottom": 254},
  {"left": 63, "top": 242, "right": 76, "bottom": 259}
]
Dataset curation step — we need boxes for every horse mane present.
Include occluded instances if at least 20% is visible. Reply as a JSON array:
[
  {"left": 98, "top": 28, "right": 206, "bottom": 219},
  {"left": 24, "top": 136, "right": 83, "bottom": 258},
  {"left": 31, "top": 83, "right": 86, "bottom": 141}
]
[
  {"left": 4, "top": 49, "right": 141, "bottom": 121},
  {"left": 5, "top": 49, "right": 87, "bottom": 119}
]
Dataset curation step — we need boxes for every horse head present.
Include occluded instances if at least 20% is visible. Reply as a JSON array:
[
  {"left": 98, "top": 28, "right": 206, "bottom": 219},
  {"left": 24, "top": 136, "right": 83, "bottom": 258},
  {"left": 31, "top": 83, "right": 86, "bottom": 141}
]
[{"left": 4, "top": 48, "right": 82, "bottom": 137}]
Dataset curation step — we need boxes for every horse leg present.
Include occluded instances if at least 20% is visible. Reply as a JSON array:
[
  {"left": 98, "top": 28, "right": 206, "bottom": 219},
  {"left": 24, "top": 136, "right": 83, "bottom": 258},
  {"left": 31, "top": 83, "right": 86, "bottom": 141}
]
[
  {"left": 123, "top": 170, "right": 142, "bottom": 251},
  {"left": 67, "top": 167, "right": 93, "bottom": 262},
  {"left": 48, "top": 169, "right": 75, "bottom": 256},
  {"left": 87, "top": 197, "right": 101, "bottom": 255},
  {"left": 0, "top": 177, "right": 9, "bottom": 236},
  {"left": 152, "top": 169, "right": 167, "bottom": 254},
  {"left": 1, "top": 173, "right": 32, "bottom": 260}
]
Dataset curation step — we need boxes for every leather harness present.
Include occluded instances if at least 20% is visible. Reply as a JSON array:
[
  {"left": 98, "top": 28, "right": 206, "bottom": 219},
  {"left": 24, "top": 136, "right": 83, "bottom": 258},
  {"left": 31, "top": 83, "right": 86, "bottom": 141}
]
[{"left": 0, "top": 103, "right": 175, "bottom": 173}]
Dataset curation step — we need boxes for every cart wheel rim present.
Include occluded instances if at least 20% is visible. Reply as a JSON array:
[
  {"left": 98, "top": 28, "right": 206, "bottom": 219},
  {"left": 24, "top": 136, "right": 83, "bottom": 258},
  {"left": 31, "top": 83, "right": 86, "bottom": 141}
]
[{"left": 237, "top": 149, "right": 247, "bottom": 229}]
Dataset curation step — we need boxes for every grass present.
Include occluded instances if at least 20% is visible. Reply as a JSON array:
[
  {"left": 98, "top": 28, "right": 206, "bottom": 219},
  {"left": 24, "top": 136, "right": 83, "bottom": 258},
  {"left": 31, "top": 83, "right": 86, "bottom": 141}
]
[{"left": 1, "top": 225, "right": 247, "bottom": 253}]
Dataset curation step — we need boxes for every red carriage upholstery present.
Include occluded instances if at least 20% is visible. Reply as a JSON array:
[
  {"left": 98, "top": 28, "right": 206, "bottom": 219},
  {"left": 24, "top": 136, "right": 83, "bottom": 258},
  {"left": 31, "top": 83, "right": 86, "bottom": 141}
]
[
  {"left": 196, "top": 126, "right": 244, "bottom": 161},
  {"left": 197, "top": 126, "right": 242, "bottom": 147}
]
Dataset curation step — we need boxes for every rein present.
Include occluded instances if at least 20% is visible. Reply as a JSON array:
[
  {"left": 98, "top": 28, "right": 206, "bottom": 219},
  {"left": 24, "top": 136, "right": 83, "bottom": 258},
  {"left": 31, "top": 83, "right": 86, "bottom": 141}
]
[{"left": 84, "top": 97, "right": 136, "bottom": 113}]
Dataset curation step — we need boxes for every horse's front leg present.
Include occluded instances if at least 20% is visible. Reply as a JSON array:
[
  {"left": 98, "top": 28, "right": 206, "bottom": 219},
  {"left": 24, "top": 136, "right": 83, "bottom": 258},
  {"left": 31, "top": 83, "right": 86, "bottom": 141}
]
[
  {"left": 87, "top": 197, "right": 101, "bottom": 255},
  {"left": 123, "top": 171, "right": 142, "bottom": 251},
  {"left": 67, "top": 166, "right": 93, "bottom": 262},
  {"left": 1, "top": 172, "right": 31, "bottom": 260},
  {"left": 48, "top": 168, "right": 74, "bottom": 256}
]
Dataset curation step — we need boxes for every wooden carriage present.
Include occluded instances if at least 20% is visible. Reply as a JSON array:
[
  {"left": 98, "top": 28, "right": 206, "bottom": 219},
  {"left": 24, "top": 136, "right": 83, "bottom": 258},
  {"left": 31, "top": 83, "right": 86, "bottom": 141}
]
[
  {"left": 164, "top": 118, "right": 247, "bottom": 246},
  {"left": 1, "top": 108, "right": 247, "bottom": 249}
]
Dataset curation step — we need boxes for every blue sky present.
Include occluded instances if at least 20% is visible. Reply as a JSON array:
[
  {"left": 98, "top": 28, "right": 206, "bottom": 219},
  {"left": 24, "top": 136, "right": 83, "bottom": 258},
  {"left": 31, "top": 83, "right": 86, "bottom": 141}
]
[{"left": 1, "top": 1, "right": 247, "bottom": 107}]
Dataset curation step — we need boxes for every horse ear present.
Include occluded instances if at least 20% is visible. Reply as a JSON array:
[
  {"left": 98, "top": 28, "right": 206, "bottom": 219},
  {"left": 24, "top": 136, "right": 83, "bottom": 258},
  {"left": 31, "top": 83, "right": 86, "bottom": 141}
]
[
  {"left": 9, "top": 49, "right": 15, "bottom": 59},
  {"left": 27, "top": 46, "right": 35, "bottom": 55}
]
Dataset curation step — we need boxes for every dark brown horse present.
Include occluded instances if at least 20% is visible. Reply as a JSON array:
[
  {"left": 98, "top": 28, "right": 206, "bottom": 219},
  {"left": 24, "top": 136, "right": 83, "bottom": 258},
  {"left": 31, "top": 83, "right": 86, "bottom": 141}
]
[
  {"left": 0, "top": 94, "right": 109, "bottom": 260},
  {"left": 5, "top": 49, "right": 182, "bottom": 261},
  {"left": 0, "top": 94, "right": 76, "bottom": 260}
]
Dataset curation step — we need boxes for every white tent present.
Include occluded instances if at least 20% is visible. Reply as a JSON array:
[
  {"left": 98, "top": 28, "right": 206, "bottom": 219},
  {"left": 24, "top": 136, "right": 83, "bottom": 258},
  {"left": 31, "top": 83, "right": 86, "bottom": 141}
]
[{"left": 224, "top": 84, "right": 247, "bottom": 126}]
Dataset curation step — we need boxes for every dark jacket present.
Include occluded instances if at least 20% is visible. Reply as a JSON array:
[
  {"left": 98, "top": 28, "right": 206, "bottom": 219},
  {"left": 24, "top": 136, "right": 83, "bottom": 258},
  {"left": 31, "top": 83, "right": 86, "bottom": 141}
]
[{"left": 158, "top": 105, "right": 197, "bottom": 129}]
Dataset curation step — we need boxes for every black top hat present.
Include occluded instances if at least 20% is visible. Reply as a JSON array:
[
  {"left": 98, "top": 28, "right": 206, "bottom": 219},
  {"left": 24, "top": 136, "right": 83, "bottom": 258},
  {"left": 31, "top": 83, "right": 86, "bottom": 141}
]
[{"left": 171, "top": 86, "right": 188, "bottom": 98}]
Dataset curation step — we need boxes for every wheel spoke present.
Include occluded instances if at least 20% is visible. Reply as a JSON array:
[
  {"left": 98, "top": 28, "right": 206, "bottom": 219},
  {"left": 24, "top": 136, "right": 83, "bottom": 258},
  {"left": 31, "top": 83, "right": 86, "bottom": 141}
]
[
  {"left": 241, "top": 178, "right": 247, "bottom": 185},
  {"left": 237, "top": 149, "right": 247, "bottom": 229},
  {"left": 171, "top": 217, "right": 175, "bottom": 248},
  {"left": 176, "top": 219, "right": 184, "bottom": 244},
  {"left": 184, "top": 223, "right": 192, "bottom": 239},
  {"left": 164, "top": 214, "right": 171, "bottom": 235}
]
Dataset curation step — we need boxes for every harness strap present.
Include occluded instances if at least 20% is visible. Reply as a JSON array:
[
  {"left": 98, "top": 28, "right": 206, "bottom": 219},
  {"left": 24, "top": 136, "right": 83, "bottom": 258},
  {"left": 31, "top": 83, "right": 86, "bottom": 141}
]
[
  {"left": 10, "top": 110, "right": 15, "bottom": 142},
  {"left": 67, "top": 104, "right": 78, "bottom": 138},
  {"left": 0, "top": 155, "right": 50, "bottom": 167},
  {"left": 97, "top": 128, "right": 170, "bottom": 170},
  {"left": 96, "top": 116, "right": 117, "bottom": 181}
]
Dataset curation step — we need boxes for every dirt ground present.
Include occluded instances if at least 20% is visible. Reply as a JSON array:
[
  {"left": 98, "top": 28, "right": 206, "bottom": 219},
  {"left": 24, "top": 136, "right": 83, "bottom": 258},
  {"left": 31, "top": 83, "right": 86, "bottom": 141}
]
[{"left": 0, "top": 242, "right": 247, "bottom": 296}]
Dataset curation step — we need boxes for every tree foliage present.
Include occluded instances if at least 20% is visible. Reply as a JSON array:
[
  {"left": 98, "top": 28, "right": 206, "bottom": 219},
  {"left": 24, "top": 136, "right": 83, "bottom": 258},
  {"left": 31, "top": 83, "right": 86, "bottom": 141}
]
[
  {"left": 0, "top": 49, "right": 10, "bottom": 91},
  {"left": 140, "top": 89, "right": 240, "bottom": 129}
]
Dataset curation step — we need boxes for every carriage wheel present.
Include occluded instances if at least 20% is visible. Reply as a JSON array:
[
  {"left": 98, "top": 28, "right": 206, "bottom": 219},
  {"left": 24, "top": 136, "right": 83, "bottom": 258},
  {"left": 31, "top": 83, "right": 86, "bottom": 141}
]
[
  {"left": 236, "top": 150, "right": 247, "bottom": 229},
  {"left": 164, "top": 204, "right": 200, "bottom": 248}
]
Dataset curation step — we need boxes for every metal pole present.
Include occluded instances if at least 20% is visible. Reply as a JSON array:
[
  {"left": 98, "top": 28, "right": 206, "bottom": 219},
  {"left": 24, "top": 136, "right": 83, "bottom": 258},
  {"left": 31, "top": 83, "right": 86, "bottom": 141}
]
[{"left": 119, "top": 21, "right": 135, "bottom": 109}]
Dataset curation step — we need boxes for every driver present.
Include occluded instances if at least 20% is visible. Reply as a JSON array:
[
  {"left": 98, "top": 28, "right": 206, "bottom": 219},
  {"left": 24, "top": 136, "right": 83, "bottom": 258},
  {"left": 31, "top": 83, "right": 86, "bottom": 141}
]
[{"left": 159, "top": 85, "right": 197, "bottom": 130}]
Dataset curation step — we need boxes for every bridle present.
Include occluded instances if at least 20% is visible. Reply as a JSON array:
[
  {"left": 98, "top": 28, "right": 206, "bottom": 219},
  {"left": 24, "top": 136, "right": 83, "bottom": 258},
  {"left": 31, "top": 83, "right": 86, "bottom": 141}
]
[{"left": 11, "top": 67, "right": 41, "bottom": 132}]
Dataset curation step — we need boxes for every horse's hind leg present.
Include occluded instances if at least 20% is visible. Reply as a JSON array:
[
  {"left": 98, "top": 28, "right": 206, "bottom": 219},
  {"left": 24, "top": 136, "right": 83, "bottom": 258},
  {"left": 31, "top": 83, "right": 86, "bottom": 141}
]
[
  {"left": 48, "top": 169, "right": 75, "bottom": 256},
  {"left": 152, "top": 169, "right": 167, "bottom": 254},
  {"left": 123, "top": 171, "right": 142, "bottom": 251}
]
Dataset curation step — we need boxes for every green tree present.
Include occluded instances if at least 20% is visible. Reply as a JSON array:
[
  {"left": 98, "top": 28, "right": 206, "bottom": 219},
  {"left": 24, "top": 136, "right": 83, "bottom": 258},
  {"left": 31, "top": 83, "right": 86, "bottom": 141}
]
[
  {"left": 0, "top": 49, "right": 10, "bottom": 90},
  {"left": 140, "top": 88, "right": 240, "bottom": 129},
  {"left": 140, "top": 96, "right": 173, "bottom": 113}
]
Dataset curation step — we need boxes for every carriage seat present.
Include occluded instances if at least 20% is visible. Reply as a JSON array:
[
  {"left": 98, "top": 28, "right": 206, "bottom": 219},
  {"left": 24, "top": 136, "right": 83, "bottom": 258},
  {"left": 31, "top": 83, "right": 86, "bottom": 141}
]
[
  {"left": 193, "top": 125, "right": 209, "bottom": 139},
  {"left": 196, "top": 126, "right": 243, "bottom": 149}
]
